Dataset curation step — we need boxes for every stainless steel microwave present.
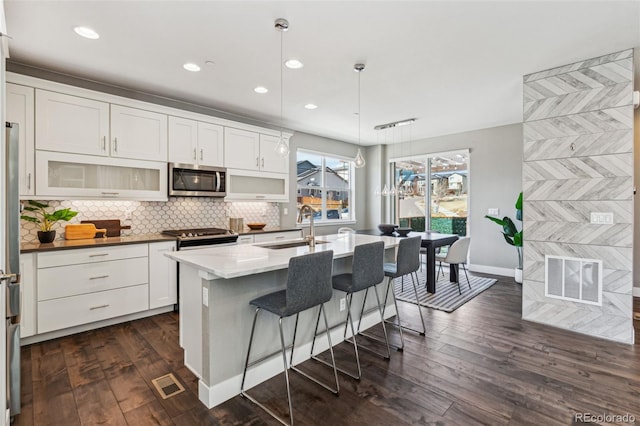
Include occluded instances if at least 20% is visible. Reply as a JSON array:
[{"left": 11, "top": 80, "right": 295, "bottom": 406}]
[{"left": 168, "top": 163, "right": 226, "bottom": 197}]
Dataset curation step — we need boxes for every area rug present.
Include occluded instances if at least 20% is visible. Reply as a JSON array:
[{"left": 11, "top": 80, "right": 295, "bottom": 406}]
[{"left": 393, "top": 272, "right": 497, "bottom": 313}]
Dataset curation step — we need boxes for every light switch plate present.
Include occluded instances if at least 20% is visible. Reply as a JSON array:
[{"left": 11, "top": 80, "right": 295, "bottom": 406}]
[
  {"left": 590, "top": 212, "right": 614, "bottom": 225},
  {"left": 202, "top": 286, "right": 209, "bottom": 307}
]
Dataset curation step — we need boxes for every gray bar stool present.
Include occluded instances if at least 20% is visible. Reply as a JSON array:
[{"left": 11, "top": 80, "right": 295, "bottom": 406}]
[
  {"left": 313, "top": 241, "right": 390, "bottom": 380},
  {"left": 240, "top": 250, "right": 339, "bottom": 426},
  {"left": 381, "top": 235, "right": 426, "bottom": 351}
]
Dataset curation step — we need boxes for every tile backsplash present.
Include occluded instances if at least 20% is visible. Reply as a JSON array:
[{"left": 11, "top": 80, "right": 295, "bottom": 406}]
[{"left": 20, "top": 198, "right": 280, "bottom": 243}]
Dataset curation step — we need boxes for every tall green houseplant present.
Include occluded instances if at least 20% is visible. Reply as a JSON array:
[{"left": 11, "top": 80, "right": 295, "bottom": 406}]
[{"left": 485, "top": 192, "right": 523, "bottom": 280}]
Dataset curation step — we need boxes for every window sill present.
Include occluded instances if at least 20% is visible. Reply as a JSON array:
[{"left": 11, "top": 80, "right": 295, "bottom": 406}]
[{"left": 297, "top": 220, "right": 356, "bottom": 228}]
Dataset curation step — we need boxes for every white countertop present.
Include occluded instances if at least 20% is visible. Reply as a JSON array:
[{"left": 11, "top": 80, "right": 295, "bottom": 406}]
[{"left": 164, "top": 233, "right": 400, "bottom": 279}]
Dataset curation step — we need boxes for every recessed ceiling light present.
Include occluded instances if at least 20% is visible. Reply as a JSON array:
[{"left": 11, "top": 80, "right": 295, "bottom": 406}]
[
  {"left": 304, "top": 104, "right": 318, "bottom": 110},
  {"left": 183, "top": 63, "right": 201, "bottom": 72},
  {"left": 254, "top": 86, "right": 269, "bottom": 94},
  {"left": 285, "top": 59, "right": 304, "bottom": 69},
  {"left": 73, "top": 26, "right": 100, "bottom": 40}
]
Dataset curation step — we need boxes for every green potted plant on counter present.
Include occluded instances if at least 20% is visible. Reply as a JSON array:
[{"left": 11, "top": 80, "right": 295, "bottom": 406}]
[
  {"left": 20, "top": 200, "right": 78, "bottom": 243},
  {"left": 485, "top": 192, "right": 523, "bottom": 283}
]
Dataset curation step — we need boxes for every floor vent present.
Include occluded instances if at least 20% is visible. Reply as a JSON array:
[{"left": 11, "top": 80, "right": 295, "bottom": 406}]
[{"left": 151, "top": 373, "right": 185, "bottom": 399}]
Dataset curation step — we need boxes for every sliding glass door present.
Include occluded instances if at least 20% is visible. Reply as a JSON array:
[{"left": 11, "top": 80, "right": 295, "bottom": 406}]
[{"left": 391, "top": 150, "right": 468, "bottom": 236}]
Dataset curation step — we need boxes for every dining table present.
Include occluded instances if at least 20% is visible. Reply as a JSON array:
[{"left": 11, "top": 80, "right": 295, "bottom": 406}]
[{"left": 357, "top": 229, "right": 459, "bottom": 293}]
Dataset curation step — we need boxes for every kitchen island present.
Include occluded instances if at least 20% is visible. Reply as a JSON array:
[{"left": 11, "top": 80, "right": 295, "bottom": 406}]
[{"left": 165, "top": 233, "right": 400, "bottom": 408}]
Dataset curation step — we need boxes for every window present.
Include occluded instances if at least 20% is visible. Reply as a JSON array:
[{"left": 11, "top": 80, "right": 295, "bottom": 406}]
[{"left": 297, "top": 150, "right": 354, "bottom": 222}]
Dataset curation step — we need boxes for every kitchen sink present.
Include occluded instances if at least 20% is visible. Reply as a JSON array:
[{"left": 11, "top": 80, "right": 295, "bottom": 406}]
[{"left": 261, "top": 240, "right": 329, "bottom": 249}]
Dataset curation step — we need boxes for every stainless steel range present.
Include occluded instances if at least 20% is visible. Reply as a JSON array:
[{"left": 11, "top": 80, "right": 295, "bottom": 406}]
[{"left": 162, "top": 227, "right": 239, "bottom": 250}]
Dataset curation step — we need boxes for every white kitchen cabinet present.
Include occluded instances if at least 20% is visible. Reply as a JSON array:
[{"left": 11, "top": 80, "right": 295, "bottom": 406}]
[
  {"left": 225, "top": 168, "right": 289, "bottom": 202},
  {"left": 35, "top": 89, "right": 110, "bottom": 156},
  {"left": 35, "top": 90, "right": 167, "bottom": 162},
  {"left": 36, "top": 244, "right": 150, "bottom": 334},
  {"left": 224, "top": 127, "right": 289, "bottom": 174},
  {"left": 253, "top": 230, "right": 302, "bottom": 243},
  {"left": 224, "top": 127, "right": 260, "bottom": 171},
  {"left": 19, "top": 253, "right": 36, "bottom": 338},
  {"left": 259, "top": 134, "right": 289, "bottom": 174},
  {"left": 35, "top": 151, "right": 168, "bottom": 201},
  {"left": 168, "top": 116, "right": 223, "bottom": 167},
  {"left": 237, "top": 235, "right": 254, "bottom": 245},
  {"left": 6, "top": 83, "right": 35, "bottom": 196},
  {"left": 149, "top": 241, "right": 177, "bottom": 309},
  {"left": 110, "top": 104, "right": 167, "bottom": 161}
]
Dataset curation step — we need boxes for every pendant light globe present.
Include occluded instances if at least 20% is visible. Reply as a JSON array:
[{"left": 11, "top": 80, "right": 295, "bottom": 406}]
[{"left": 353, "top": 63, "right": 366, "bottom": 168}]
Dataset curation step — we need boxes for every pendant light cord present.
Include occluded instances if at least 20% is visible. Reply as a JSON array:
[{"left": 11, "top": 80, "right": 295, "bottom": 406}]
[
  {"left": 280, "top": 28, "right": 284, "bottom": 139},
  {"left": 358, "top": 69, "right": 361, "bottom": 146}
]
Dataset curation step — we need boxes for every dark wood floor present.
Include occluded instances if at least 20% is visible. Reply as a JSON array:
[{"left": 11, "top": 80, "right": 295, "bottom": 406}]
[{"left": 14, "top": 275, "right": 640, "bottom": 425}]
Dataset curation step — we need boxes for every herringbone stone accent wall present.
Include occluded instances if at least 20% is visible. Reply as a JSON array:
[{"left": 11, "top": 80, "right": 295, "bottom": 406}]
[{"left": 522, "top": 49, "right": 635, "bottom": 344}]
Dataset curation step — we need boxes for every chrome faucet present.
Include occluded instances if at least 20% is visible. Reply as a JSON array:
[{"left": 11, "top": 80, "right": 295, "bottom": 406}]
[{"left": 297, "top": 204, "right": 316, "bottom": 247}]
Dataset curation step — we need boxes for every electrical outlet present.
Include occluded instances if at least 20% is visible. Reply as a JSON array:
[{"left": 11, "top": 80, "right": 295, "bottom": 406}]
[
  {"left": 488, "top": 208, "right": 500, "bottom": 216},
  {"left": 202, "top": 287, "right": 209, "bottom": 307},
  {"left": 339, "top": 298, "right": 346, "bottom": 311},
  {"left": 283, "top": 207, "right": 288, "bottom": 215}
]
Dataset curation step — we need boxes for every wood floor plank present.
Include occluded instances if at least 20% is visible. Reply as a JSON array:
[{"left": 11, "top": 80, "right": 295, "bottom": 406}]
[
  {"left": 14, "top": 276, "right": 640, "bottom": 425},
  {"left": 73, "top": 379, "right": 127, "bottom": 426},
  {"left": 123, "top": 400, "right": 174, "bottom": 426}
]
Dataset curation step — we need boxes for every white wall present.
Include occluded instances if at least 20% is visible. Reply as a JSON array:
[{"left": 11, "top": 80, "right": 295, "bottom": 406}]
[{"left": 377, "top": 123, "right": 523, "bottom": 271}]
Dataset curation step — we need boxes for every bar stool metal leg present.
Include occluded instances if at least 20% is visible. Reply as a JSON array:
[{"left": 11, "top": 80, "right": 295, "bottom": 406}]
[
  {"left": 381, "top": 277, "right": 405, "bottom": 351},
  {"left": 312, "top": 294, "right": 363, "bottom": 379},
  {"left": 348, "top": 285, "right": 392, "bottom": 359},
  {"left": 240, "top": 308, "right": 293, "bottom": 426},
  {"left": 292, "top": 304, "right": 340, "bottom": 394}
]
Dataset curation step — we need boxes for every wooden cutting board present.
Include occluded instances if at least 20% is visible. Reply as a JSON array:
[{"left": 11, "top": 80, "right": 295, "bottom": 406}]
[
  {"left": 65, "top": 224, "right": 108, "bottom": 240},
  {"left": 81, "top": 219, "right": 132, "bottom": 237}
]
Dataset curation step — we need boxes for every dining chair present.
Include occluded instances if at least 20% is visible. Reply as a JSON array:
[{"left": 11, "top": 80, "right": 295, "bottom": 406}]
[{"left": 435, "top": 237, "right": 471, "bottom": 294}]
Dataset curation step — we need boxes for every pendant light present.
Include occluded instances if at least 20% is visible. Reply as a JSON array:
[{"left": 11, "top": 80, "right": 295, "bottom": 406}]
[
  {"left": 274, "top": 18, "right": 290, "bottom": 157},
  {"left": 353, "top": 63, "right": 366, "bottom": 168}
]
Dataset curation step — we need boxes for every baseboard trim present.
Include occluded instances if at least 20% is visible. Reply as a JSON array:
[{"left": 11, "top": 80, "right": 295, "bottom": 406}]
[
  {"left": 468, "top": 264, "right": 514, "bottom": 277},
  {"left": 198, "top": 304, "right": 397, "bottom": 409}
]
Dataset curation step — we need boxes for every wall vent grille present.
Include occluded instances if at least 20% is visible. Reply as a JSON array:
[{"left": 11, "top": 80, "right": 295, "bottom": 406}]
[{"left": 545, "top": 255, "right": 602, "bottom": 306}]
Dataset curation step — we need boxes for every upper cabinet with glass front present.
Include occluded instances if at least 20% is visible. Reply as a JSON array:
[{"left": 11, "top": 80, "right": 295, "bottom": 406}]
[
  {"left": 224, "top": 127, "right": 289, "bottom": 174},
  {"left": 35, "top": 89, "right": 167, "bottom": 162}
]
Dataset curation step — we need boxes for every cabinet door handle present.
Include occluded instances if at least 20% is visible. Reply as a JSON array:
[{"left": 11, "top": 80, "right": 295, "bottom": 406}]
[
  {"left": 114, "top": 137, "right": 118, "bottom": 153},
  {"left": 261, "top": 158, "right": 264, "bottom": 168},
  {"left": 255, "top": 195, "right": 265, "bottom": 199},
  {"left": 256, "top": 157, "right": 259, "bottom": 167},
  {"left": 275, "top": 236, "right": 285, "bottom": 240},
  {"left": 193, "top": 148, "right": 197, "bottom": 160},
  {"left": 27, "top": 173, "right": 31, "bottom": 190},
  {"left": 101, "top": 192, "right": 119, "bottom": 196},
  {"left": 89, "top": 275, "right": 109, "bottom": 280},
  {"left": 89, "top": 304, "right": 110, "bottom": 310},
  {"left": 89, "top": 253, "right": 109, "bottom": 257},
  {"left": 102, "top": 136, "right": 106, "bottom": 151},
  {"left": 200, "top": 149, "right": 204, "bottom": 161}
]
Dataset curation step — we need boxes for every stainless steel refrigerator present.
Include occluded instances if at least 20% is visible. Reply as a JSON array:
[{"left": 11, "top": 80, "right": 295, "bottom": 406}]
[{"left": 1, "top": 122, "right": 21, "bottom": 419}]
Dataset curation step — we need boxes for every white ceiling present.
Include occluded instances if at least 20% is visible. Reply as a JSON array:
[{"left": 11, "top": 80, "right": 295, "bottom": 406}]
[{"left": 4, "top": 1, "right": 640, "bottom": 145}]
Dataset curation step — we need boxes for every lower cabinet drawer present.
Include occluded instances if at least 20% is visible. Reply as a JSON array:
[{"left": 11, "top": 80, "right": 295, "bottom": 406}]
[
  {"left": 37, "top": 284, "right": 149, "bottom": 333},
  {"left": 37, "top": 257, "right": 149, "bottom": 301}
]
